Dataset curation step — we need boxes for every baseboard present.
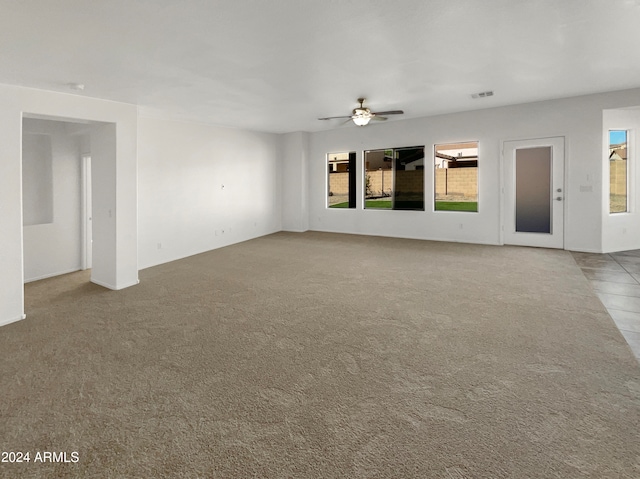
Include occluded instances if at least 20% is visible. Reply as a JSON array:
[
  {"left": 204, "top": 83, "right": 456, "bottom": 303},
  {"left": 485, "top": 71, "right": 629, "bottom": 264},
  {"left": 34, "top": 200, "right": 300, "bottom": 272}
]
[
  {"left": 24, "top": 268, "right": 81, "bottom": 283},
  {"left": 565, "top": 247, "right": 602, "bottom": 253},
  {"left": 90, "top": 278, "right": 116, "bottom": 290},
  {"left": 308, "top": 228, "right": 501, "bottom": 246},
  {"left": 116, "top": 279, "right": 140, "bottom": 290},
  {"left": 0, "top": 314, "right": 26, "bottom": 328},
  {"left": 91, "top": 278, "right": 140, "bottom": 290},
  {"left": 140, "top": 228, "right": 282, "bottom": 270}
]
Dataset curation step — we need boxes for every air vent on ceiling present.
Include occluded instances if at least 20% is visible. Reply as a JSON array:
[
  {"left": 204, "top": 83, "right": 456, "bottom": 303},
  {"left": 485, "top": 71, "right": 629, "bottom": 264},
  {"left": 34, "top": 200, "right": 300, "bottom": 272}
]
[{"left": 471, "top": 91, "right": 493, "bottom": 99}]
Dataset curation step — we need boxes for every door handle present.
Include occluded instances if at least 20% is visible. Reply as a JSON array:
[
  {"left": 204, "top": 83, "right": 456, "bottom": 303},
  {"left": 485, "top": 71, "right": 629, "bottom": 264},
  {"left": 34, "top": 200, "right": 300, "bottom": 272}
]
[{"left": 555, "top": 197, "right": 563, "bottom": 201}]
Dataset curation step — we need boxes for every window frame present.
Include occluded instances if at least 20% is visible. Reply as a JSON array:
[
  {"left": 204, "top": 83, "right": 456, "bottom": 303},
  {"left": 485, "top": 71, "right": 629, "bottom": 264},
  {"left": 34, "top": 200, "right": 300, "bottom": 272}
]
[
  {"left": 433, "top": 140, "right": 480, "bottom": 213},
  {"left": 363, "top": 145, "right": 425, "bottom": 211},
  {"left": 326, "top": 151, "right": 356, "bottom": 209},
  {"left": 608, "top": 129, "right": 630, "bottom": 215}
]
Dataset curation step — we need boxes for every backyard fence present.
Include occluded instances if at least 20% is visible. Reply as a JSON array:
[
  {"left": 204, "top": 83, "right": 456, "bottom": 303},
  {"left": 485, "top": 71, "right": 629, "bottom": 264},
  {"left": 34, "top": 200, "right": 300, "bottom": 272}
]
[{"left": 328, "top": 167, "right": 479, "bottom": 202}]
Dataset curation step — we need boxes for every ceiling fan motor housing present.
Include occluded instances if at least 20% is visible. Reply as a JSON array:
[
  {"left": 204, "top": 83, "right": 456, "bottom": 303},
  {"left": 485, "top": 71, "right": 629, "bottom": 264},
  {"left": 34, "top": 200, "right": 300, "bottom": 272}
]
[{"left": 353, "top": 107, "right": 371, "bottom": 117}]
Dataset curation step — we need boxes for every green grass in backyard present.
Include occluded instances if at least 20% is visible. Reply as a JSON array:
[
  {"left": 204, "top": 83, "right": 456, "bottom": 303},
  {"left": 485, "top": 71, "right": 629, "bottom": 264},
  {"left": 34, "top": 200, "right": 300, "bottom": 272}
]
[
  {"left": 330, "top": 200, "right": 393, "bottom": 209},
  {"left": 435, "top": 201, "right": 478, "bottom": 212},
  {"left": 330, "top": 200, "right": 477, "bottom": 211},
  {"left": 366, "top": 200, "right": 393, "bottom": 209}
]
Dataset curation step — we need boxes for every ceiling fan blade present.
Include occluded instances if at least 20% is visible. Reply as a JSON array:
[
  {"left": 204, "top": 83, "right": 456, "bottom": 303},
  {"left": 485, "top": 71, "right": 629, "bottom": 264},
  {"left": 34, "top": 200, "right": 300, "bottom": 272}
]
[
  {"left": 371, "top": 115, "right": 387, "bottom": 121},
  {"left": 318, "top": 115, "right": 353, "bottom": 120},
  {"left": 370, "top": 110, "right": 404, "bottom": 116}
]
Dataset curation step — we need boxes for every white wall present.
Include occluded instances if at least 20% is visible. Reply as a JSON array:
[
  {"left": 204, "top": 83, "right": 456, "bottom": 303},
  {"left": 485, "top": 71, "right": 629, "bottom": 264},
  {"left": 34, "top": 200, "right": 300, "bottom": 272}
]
[
  {"left": 287, "top": 88, "right": 640, "bottom": 253},
  {"left": 281, "top": 131, "right": 310, "bottom": 232},
  {"left": 0, "top": 83, "right": 138, "bottom": 327},
  {"left": 22, "top": 131, "right": 53, "bottom": 226},
  {"left": 602, "top": 107, "right": 640, "bottom": 253},
  {"left": 22, "top": 118, "right": 82, "bottom": 282},
  {"left": 137, "top": 116, "right": 281, "bottom": 269}
]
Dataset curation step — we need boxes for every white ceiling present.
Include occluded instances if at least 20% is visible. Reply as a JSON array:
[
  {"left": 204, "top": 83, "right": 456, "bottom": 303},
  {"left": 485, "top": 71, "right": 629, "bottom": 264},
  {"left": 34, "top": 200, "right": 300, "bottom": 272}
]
[{"left": 1, "top": 0, "right": 640, "bottom": 133}]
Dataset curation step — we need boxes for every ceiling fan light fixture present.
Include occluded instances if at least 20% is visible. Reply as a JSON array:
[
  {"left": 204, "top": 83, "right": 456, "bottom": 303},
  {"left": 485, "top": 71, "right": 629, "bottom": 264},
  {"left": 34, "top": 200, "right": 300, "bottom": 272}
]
[{"left": 352, "top": 116, "right": 371, "bottom": 126}]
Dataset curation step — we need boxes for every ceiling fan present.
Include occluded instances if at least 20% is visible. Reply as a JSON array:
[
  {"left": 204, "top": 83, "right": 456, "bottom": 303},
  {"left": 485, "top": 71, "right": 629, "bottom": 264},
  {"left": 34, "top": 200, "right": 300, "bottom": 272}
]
[{"left": 318, "top": 98, "right": 404, "bottom": 126}]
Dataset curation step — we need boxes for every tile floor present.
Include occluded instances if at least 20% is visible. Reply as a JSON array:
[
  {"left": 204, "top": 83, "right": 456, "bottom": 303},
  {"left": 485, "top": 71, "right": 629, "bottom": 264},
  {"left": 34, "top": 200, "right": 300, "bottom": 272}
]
[{"left": 572, "top": 249, "right": 640, "bottom": 361}]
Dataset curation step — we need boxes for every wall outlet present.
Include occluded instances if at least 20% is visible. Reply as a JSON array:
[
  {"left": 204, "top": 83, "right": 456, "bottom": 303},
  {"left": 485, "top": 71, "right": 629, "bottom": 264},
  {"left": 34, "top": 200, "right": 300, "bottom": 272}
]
[{"left": 157, "top": 243, "right": 162, "bottom": 249}]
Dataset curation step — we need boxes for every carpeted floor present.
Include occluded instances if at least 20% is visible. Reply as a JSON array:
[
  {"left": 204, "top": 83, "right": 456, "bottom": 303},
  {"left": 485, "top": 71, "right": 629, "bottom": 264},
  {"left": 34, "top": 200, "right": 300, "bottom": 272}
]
[{"left": 1, "top": 231, "right": 639, "bottom": 478}]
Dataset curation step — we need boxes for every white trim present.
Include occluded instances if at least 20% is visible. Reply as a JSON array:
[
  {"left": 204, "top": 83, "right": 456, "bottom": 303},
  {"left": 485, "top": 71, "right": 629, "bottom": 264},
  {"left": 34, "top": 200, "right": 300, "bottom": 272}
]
[
  {"left": 81, "top": 155, "right": 92, "bottom": 270},
  {"left": 0, "top": 314, "right": 26, "bottom": 328},
  {"left": 607, "top": 129, "right": 631, "bottom": 215},
  {"left": 432, "top": 140, "right": 480, "bottom": 214},
  {"left": 326, "top": 150, "right": 356, "bottom": 209},
  {"left": 91, "top": 278, "right": 139, "bottom": 291},
  {"left": 501, "top": 137, "right": 565, "bottom": 249},
  {"left": 24, "top": 268, "right": 82, "bottom": 283},
  {"left": 566, "top": 247, "right": 603, "bottom": 254},
  {"left": 307, "top": 228, "right": 501, "bottom": 246}
]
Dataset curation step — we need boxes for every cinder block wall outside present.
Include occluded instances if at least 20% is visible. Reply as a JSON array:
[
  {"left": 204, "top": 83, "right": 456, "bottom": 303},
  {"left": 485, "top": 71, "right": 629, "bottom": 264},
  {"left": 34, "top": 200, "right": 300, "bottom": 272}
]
[
  {"left": 330, "top": 168, "right": 480, "bottom": 203},
  {"left": 610, "top": 160, "right": 628, "bottom": 213},
  {"left": 435, "top": 168, "right": 478, "bottom": 200},
  {"left": 330, "top": 163, "right": 624, "bottom": 206},
  {"left": 395, "top": 170, "right": 424, "bottom": 198},
  {"left": 328, "top": 172, "right": 349, "bottom": 206},
  {"left": 610, "top": 160, "right": 627, "bottom": 196},
  {"left": 365, "top": 170, "right": 394, "bottom": 197}
]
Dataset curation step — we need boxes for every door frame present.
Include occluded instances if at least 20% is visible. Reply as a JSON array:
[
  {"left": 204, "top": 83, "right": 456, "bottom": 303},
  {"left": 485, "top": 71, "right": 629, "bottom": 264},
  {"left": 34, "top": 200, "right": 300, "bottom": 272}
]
[
  {"left": 501, "top": 136, "right": 566, "bottom": 249},
  {"left": 81, "top": 155, "right": 92, "bottom": 270}
]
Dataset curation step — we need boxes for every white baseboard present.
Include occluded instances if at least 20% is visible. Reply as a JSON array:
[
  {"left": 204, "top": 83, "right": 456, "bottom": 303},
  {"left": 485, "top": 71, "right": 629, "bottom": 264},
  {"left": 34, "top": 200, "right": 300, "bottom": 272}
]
[
  {"left": 24, "top": 268, "right": 81, "bottom": 283},
  {"left": 91, "top": 278, "right": 140, "bottom": 290},
  {"left": 117, "top": 279, "right": 140, "bottom": 290},
  {"left": 0, "top": 314, "right": 26, "bottom": 328}
]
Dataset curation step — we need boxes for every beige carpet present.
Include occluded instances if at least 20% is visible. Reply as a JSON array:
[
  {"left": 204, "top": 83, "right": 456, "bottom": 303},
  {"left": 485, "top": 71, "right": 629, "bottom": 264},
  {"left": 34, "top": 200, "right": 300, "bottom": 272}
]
[{"left": 1, "top": 231, "right": 639, "bottom": 478}]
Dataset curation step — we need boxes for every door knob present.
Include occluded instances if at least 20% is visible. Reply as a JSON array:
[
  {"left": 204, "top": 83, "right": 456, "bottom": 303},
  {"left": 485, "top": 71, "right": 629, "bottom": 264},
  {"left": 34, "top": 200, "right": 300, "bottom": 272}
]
[
  {"left": 555, "top": 197, "right": 563, "bottom": 201},
  {"left": 556, "top": 188, "right": 562, "bottom": 193}
]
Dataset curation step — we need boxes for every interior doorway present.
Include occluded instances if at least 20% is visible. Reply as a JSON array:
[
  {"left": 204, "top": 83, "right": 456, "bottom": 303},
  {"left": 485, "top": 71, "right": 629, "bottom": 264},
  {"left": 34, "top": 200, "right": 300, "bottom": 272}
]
[
  {"left": 503, "top": 137, "right": 565, "bottom": 249},
  {"left": 21, "top": 114, "right": 119, "bottom": 292},
  {"left": 21, "top": 117, "right": 91, "bottom": 282}
]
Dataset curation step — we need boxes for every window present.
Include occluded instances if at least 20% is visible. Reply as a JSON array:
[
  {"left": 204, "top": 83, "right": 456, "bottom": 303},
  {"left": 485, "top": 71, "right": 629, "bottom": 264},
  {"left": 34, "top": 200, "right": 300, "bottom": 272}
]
[
  {"left": 328, "top": 152, "right": 356, "bottom": 208},
  {"left": 609, "top": 130, "right": 628, "bottom": 214},
  {"left": 364, "top": 146, "right": 424, "bottom": 210},
  {"left": 434, "top": 141, "right": 478, "bottom": 212}
]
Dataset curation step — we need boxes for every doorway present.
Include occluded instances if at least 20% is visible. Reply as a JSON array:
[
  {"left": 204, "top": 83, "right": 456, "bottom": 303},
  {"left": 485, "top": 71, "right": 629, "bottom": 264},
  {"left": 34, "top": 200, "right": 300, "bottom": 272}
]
[
  {"left": 21, "top": 117, "right": 89, "bottom": 282},
  {"left": 503, "top": 137, "right": 565, "bottom": 249},
  {"left": 21, "top": 115, "right": 119, "bottom": 289}
]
